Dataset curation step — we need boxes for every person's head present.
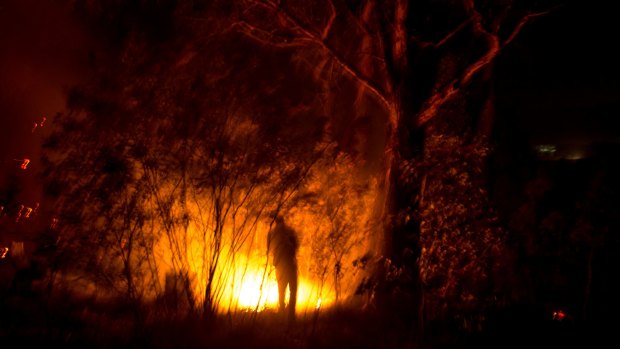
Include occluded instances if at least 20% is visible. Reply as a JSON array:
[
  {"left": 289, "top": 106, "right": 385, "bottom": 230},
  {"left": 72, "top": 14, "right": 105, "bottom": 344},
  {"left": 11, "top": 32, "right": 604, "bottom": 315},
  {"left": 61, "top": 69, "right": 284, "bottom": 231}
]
[
  {"left": 268, "top": 211, "right": 286, "bottom": 225},
  {"left": 275, "top": 214, "right": 284, "bottom": 224}
]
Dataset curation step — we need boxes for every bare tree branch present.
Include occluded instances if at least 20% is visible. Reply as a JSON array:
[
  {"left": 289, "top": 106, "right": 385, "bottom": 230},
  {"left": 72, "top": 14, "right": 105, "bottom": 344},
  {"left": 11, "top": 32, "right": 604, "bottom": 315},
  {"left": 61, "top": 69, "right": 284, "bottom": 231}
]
[
  {"left": 503, "top": 6, "right": 561, "bottom": 46},
  {"left": 415, "top": 36, "right": 499, "bottom": 127},
  {"left": 240, "top": 0, "right": 391, "bottom": 109},
  {"left": 434, "top": 18, "right": 473, "bottom": 48},
  {"left": 415, "top": 3, "right": 557, "bottom": 127},
  {"left": 232, "top": 19, "right": 307, "bottom": 48},
  {"left": 321, "top": 0, "right": 337, "bottom": 39},
  {"left": 391, "top": 0, "right": 409, "bottom": 72}
]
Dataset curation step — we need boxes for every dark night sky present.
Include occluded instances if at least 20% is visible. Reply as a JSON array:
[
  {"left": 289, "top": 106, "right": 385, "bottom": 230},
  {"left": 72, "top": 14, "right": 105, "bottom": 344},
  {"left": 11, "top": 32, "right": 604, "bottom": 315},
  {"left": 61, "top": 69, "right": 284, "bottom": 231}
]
[
  {"left": 1, "top": 0, "right": 618, "bottom": 203},
  {"left": 496, "top": 1, "right": 620, "bottom": 146},
  {"left": 0, "top": 0, "right": 92, "bottom": 204}
]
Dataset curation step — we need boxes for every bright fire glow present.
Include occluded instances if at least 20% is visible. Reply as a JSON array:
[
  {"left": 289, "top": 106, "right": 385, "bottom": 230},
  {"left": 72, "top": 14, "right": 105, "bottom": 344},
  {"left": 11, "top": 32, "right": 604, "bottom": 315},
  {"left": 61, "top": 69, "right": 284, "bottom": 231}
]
[
  {"left": 150, "top": 218, "right": 339, "bottom": 316},
  {"left": 198, "top": 252, "right": 333, "bottom": 314},
  {"left": 233, "top": 267, "right": 279, "bottom": 311},
  {"left": 148, "top": 154, "right": 376, "bottom": 316}
]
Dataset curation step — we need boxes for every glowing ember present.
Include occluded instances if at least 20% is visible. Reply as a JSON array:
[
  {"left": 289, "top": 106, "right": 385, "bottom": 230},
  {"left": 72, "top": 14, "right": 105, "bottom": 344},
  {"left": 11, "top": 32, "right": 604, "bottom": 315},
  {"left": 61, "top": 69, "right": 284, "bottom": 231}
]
[
  {"left": 14, "top": 158, "right": 30, "bottom": 170},
  {"left": 32, "top": 116, "right": 47, "bottom": 132},
  {"left": 552, "top": 310, "right": 566, "bottom": 321},
  {"left": 15, "top": 205, "right": 24, "bottom": 222},
  {"left": 316, "top": 298, "right": 322, "bottom": 310},
  {"left": 0, "top": 247, "right": 8, "bottom": 259},
  {"left": 50, "top": 217, "right": 59, "bottom": 229}
]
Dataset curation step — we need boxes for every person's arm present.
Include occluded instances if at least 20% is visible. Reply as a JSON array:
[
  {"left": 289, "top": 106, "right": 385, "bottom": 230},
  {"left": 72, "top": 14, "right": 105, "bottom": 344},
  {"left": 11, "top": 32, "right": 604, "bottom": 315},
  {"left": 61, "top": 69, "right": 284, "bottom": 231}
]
[{"left": 267, "top": 230, "right": 273, "bottom": 251}]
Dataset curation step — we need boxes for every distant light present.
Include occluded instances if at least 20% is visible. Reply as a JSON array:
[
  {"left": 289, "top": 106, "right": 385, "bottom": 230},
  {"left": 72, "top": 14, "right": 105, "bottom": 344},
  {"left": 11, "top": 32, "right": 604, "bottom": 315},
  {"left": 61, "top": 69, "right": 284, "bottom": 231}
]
[
  {"left": 552, "top": 310, "right": 566, "bottom": 321},
  {"left": 535, "top": 144, "right": 556, "bottom": 155}
]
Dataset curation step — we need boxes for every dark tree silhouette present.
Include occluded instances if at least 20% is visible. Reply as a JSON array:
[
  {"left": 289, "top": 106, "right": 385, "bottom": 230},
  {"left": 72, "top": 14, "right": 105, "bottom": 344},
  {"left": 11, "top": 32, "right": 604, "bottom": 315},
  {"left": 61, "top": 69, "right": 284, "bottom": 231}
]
[
  {"left": 42, "top": 0, "right": 556, "bottom": 335},
  {"left": 213, "top": 0, "right": 557, "bottom": 331}
]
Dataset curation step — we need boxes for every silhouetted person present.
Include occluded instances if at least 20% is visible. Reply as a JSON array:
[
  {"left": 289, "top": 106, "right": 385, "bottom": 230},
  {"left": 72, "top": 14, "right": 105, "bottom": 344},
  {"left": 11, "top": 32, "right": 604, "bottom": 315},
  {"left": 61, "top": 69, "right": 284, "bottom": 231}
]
[{"left": 268, "top": 215, "right": 299, "bottom": 324}]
